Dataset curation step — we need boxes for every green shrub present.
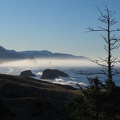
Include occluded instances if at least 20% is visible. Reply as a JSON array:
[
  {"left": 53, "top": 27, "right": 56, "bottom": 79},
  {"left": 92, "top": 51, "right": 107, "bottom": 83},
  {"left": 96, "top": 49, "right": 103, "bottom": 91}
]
[{"left": 68, "top": 77, "right": 120, "bottom": 120}]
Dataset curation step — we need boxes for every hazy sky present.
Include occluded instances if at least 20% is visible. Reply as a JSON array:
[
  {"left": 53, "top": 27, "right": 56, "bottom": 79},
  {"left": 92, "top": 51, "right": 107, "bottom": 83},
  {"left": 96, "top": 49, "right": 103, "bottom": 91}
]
[{"left": 0, "top": 0, "right": 120, "bottom": 58}]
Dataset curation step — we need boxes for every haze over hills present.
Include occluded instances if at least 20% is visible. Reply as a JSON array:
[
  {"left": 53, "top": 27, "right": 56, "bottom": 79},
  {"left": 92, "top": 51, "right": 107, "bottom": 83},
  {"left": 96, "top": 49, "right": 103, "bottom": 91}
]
[
  {"left": 0, "top": 46, "right": 24, "bottom": 59},
  {"left": 0, "top": 46, "right": 88, "bottom": 60}
]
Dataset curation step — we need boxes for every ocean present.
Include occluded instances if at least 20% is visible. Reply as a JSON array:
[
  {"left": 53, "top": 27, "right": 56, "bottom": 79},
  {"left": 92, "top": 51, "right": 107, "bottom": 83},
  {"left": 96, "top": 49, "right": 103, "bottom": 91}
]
[{"left": 0, "top": 59, "right": 120, "bottom": 88}]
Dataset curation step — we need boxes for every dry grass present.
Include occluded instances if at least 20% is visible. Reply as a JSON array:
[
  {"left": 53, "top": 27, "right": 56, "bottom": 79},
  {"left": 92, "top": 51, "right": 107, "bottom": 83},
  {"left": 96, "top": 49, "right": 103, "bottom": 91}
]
[{"left": 0, "top": 74, "right": 79, "bottom": 120}]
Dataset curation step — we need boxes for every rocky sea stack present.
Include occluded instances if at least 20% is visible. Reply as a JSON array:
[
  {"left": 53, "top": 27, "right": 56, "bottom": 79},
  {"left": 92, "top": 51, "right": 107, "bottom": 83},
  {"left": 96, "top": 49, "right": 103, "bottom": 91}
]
[
  {"left": 40, "top": 69, "right": 69, "bottom": 79},
  {"left": 20, "top": 70, "right": 36, "bottom": 77}
]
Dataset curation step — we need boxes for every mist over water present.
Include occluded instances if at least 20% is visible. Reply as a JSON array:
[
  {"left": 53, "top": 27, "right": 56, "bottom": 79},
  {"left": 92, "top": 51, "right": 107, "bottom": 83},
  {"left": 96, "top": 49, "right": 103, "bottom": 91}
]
[
  {"left": 0, "top": 59, "right": 97, "bottom": 68},
  {"left": 0, "top": 58, "right": 120, "bottom": 88},
  {"left": 0, "top": 59, "right": 97, "bottom": 75}
]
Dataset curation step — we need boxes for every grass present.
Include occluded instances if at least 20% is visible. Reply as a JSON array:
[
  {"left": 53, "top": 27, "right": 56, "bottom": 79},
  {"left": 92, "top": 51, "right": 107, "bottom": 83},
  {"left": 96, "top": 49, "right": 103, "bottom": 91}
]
[{"left": 0, "top": 74, "right": 79, "bottom": 120}]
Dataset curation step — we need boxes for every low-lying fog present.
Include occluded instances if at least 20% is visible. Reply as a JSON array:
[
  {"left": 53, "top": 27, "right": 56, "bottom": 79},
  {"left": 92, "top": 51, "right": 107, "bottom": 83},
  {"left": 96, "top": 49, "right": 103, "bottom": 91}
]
[
  {"left": 0, "top": 58, "right": 120, "bottom": 88},
  {"left": 0, "top": 58, "right": 97, "bottom": 68}
]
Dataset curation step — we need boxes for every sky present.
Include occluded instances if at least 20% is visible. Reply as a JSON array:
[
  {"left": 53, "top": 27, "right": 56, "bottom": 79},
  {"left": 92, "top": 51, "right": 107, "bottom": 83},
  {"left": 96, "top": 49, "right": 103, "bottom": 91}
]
[{"left": 0, "top": 0, "right": 120, "bottom": 58}]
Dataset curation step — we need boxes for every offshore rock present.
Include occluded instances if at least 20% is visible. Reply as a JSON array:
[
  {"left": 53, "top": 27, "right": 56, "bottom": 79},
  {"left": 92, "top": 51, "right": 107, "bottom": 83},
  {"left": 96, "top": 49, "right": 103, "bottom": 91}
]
[
  {"left": 40, "top": 69, "right": 69, "bottom": 79},
  {"left": 20, "top": 70, "right": 36, "bottom": 77}
]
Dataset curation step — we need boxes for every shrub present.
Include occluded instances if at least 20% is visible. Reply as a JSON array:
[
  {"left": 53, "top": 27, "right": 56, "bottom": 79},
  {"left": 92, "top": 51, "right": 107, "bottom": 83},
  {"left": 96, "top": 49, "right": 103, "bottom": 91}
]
[{"left": 68, "top": 77, "right": 120, "bottom": 120}]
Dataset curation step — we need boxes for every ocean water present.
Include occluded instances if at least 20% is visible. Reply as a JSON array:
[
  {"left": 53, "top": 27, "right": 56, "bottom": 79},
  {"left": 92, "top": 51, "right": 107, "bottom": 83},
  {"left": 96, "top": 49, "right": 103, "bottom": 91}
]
[{"left": 0, "top": 59, "right": 120, "bottom": 88}]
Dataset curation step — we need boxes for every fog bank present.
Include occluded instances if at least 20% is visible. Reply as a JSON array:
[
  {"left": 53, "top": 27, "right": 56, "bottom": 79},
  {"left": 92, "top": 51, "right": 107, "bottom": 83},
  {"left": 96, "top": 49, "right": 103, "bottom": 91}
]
[{"left": 0, "top": 58, "right": 97, "bottom": 68}]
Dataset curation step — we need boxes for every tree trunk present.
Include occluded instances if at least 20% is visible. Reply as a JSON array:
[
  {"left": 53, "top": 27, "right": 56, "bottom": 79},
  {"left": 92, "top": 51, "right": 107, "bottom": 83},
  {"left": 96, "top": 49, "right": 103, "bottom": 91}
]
[{"left": 107, "top": 17, "right": 112, "bottom": 81}]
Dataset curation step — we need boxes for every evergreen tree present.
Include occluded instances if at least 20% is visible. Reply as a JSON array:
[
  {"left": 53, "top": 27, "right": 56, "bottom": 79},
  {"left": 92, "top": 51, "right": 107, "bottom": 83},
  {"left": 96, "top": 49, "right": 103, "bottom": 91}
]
[{"left": 68, "top": 77, "right": 120, "bottom": 120}]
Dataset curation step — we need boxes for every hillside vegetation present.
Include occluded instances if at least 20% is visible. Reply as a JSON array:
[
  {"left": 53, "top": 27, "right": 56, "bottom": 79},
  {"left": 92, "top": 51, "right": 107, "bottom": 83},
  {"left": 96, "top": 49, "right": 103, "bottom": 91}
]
[{"left": 0, "top": 74, "right": 79, "bottom": 120}]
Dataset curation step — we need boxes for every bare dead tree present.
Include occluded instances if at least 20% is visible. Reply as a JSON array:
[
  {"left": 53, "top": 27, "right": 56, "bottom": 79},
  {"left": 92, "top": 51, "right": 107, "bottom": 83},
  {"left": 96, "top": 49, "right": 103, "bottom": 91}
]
[{"left": 87, "top": 6, "right": 120, "bottom": 84}]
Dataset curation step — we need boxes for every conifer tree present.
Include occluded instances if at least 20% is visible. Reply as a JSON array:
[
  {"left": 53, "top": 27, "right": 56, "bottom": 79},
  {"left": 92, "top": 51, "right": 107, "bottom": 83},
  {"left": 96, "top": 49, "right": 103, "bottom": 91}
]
[{"left": 68, "top": 77, "right": 120, "bottom": 120}]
